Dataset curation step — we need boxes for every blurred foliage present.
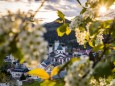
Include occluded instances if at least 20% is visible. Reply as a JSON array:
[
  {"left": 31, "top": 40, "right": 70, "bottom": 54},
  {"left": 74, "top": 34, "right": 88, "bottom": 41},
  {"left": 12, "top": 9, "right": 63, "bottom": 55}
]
[
  {"left": 23, "top": 79, "right": 64, "bottom": 86},
  {"left": 56, "top": 0, "right": 115, "bottom": 86},
  {"left": 0, "top": 10, "right": 48, "bottom": 68},
  {"left": 23, "top": 81, "right": 40, "bottom": 86},
  {"left": 0, "top": 72, "right": 10, "bottom": 83}
]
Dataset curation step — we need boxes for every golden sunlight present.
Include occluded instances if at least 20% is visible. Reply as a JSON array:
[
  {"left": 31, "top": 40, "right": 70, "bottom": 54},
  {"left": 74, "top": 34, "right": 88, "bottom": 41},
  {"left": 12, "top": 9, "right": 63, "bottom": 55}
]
[{"left": 99, "top": 6, "right": 107, "bottom": 14}]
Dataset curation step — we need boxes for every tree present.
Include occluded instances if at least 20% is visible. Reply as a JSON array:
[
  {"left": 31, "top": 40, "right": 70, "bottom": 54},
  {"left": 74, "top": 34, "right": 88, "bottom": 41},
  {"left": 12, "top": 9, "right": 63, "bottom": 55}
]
[
  {"left": 0, "top": 0, "right": 115, "bottom": 86},
  {"left": 57, "top": 0, "right": 115, "bottom": 86},
  {"left": 0, "top": 6, "right": 47, "bottom": 68}
]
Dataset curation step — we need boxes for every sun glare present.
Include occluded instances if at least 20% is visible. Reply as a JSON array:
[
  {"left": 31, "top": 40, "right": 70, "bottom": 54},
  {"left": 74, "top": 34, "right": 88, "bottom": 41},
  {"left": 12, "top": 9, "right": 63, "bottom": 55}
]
[{"left": 99, "top": 6, "right": 107, "bottom": 14}]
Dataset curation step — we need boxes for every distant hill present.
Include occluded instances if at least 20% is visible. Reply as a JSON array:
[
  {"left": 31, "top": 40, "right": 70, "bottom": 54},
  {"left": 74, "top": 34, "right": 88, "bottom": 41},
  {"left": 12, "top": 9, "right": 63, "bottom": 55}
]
[
  {"left": 43, "top": 18, "right": 70, "bottom": 31},
  {"left": 43, "top": 18, "right": 79, "bottom": 48}
]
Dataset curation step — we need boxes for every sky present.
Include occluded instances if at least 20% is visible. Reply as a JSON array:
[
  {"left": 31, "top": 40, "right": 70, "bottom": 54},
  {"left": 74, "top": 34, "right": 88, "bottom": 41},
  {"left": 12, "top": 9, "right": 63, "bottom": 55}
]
[
  {"left": 0, "top": 0, "right": 86, "bottom": 24},
  {"left": 0, "top": 0, "right": 114, "bottom": 24}
]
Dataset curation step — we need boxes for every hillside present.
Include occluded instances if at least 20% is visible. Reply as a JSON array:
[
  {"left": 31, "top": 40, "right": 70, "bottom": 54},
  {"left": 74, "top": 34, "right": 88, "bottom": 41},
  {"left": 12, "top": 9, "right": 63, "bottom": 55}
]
[{"left": 43, "top": 18, "right": 79, "bottom": 48}]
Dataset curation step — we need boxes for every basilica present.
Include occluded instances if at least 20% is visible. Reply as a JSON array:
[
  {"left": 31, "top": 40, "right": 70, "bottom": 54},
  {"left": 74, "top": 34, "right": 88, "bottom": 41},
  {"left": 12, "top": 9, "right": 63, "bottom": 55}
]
[{"left": 47, "top": 41, "right": 72, "bottom": 65}]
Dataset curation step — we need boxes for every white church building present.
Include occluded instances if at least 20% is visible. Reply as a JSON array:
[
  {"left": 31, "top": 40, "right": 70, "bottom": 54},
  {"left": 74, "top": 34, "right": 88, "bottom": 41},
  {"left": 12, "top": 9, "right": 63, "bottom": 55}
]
[{"left": 48, "top": 41, "right": 71, "bottom": 65}]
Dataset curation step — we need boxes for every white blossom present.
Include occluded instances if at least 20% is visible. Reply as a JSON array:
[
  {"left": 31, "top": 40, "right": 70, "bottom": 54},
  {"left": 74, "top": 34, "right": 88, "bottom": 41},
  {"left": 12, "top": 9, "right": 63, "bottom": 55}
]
[
  {"left": 18, "top": 25, "right": 48, "bottom": 68},
  {"left": 109, "top": 79, "right": 115, "bottom": 86},
  {"left": 95, "top": 29, "right": 104, "bottom": 46},
  {"left": 90, "top": 77, "right": 109, "bottom": 86},
  {"left": 0, "top": 11, "right": 48, "bottom": 68},
  {"left": 75, "top": 28, "right": 88, "bottom": 45},
  {"left": 69, "top": 15, "right": 84, "bottom": 30},
  {"left": 65, "top": 58, "right": 93, "bottom": 86}
]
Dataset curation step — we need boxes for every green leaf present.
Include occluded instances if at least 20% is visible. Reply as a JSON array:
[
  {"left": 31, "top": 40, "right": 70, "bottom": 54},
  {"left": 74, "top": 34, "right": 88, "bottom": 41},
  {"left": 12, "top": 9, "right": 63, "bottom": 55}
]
[
  {"left": 57, "top": 24, "right": 68, "bottom": 37},
  {"left": 111, "top": 20, "right": 115, "bottom": 38},
  {"left": 80, "top": 7, "right": 87, "bottom": 14},
  {"left": 89, "top": 21, "right": 101, "bottom": 36},
  {"left": 93, "top": 62, "right": 112, "bottom": 79},
  {"left": 40, "top": 80, "right": 56, "bottom": 86},
  {"left": 111, "top": 56, "right": 115, "bottom": 63},
  {"left": 76, "top": 0, "right": 82, "bottom": 7},
  {"left": 93, "top": 44, "right": 104, "bottom": 52},
  {"left": 20, "top": 58, "right": 25, "bottom": 64},
  {"left": 105, "top": 49, "right": 111, "bottom": 55},
  {"left": 57, "top": 10, "right": 65, "bottom": 21},
  {"left": 85, "top": 17, "right": 93, "bottom": 22}
]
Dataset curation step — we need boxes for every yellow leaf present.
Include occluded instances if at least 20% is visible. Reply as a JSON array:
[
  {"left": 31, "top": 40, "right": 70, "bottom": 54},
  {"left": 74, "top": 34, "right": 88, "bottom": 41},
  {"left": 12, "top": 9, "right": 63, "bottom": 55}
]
[
  {"left": 28, "top": 68, "right": 50, "bottom": 79},
  {"left": 51, "top": 66, "right": 59, "bottom": 77},
  {"left": 20, "top": 58, "right": 25, "bottom": 64},
  {"left": 112, "top": 47, "right": 115, "bottom": 50},
  {"left": 88, "top": 41, "right": 94, "bottom": 47},
  {"left": 66, "top": 27, "right": 71, "bottom": 35},
  {"left": 57, "top": 28, "right": 65, "bottom": 37},
  {"left": 71, "top": 58, "right": 80, "bottom": 62},
  {"left": 85, "top": 32, "right": 89, "bottom": 41}
]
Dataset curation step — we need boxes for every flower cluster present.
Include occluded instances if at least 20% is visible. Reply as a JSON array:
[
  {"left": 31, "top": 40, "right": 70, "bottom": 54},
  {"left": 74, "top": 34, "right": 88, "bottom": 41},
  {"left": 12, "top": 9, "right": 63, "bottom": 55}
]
[
  {"left": 75, "top": 28, "right": 88, "bottom": 45},
  {"left": 0, "top": 11, "right": 48, "bottom": 68},
  {"left": 69, "top": 15, "right": 84, "bottom": 30},
  {"left": 109, "top": 79, "right": 115, "bottom": 86},
  {"left": 69, "top": 15, "right": 90, "bottom": 45},
  {"left": 95, "top": 29, "right": 104, "bottom": 46},
  {"left": 90, "top": 77, "right": 108, "bottom": 86},
  {"left": 65, "top": 58, "right": 93, "bottom": 86},
  {"left": 18, "top": 25, "right": 48, "bottom": 68}
]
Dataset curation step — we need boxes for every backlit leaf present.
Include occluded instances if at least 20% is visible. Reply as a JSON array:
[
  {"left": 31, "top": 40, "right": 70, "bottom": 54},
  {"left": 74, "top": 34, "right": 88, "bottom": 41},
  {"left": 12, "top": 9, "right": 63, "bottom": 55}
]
[
  {"left": 28, "top": 68, "right": 50, "bottom": 79},
  {"left": 66, "top": 27, "right": 71, "bottom": 35},
  {"left": 55, "top": 20, "right": 63, "bottom": 23},
  {"left": 93, "top": 44, "right": 104, "bottom": 52},
  {"left": 51, "top": 66, "right": 59, "bottom": 77},
  {"left": 57, "top": 10, "right": 65, "bottom": 21},
  {"left": 20, "top": 58, "right": 25, "bottom": 64},
  {"left": 57, "top": 24, "right": 68, "bottom": 37},
  {"left": 88, "top": 41, "right": 94, "bottom": 47},
  {"left": 80, "top": 7, "right": 87, "bottom": 14},
  {"left": 57, "top": 28, "right": 65, "bottom": 37}
]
